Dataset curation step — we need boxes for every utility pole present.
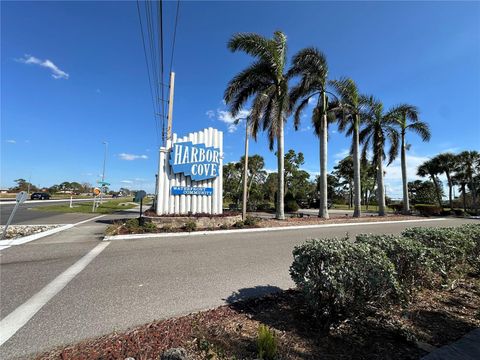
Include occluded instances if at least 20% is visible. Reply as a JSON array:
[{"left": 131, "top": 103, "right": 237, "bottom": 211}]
[
  {"left": 242, "top": 120, "right": 249, "bottom": 220},
  {"left": 102, "top": 141, "right": 108, "bottom": 182},
  {"left": 166, "top": 72, "right": 175, "bottom": 142}
]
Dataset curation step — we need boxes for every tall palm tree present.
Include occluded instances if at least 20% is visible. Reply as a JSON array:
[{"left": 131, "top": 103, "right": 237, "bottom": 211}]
[
  {"left": 391, "top": 104, "right": 431, "bottom": 214},
  {"left": 433, "top": 153, "right": 457, "bottom": 210},
  {"left": 457, "top": 150, "right": 480, "bottom": 214},
  {"left": 224, "top": 31, "right": 290, "bottom": 220},
  {"left": 359, "top": 96, "right": 400, "bottom": 216},
  {"left": 288, "top": 48, "right": 338, "bottom": 219},
  {"left": 417, "top": 159, "right": 443, "bottom": 207},
  {"left": 330, "top": 78, "right": 364, "bottom": 217}
]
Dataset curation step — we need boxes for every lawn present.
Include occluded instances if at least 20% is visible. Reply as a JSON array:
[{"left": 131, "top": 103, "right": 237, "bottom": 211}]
[
  {"left": 331, "top": 203, "right": 395, "bottom": 212},
  {"left": 34, "top": 198, "right": 138, "bottom": 214}
]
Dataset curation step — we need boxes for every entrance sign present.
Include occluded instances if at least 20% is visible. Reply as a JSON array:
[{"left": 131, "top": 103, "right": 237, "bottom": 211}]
[
  {"left": 16, "top": 191, "right": 28, "bottom": 204},
  {"left": 169, "top": 142, "right": 220, "bottom": 180},
  {"left": 156, "top": 127, "right": 223, "bottom": 215},
  {"left": 171, "top": 186, "right": 213, "bottom": 196}
]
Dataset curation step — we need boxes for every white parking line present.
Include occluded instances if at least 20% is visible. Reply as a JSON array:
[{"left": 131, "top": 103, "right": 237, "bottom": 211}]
[{"left": 0, "top": 241, "right": 110, "bottom": 346}]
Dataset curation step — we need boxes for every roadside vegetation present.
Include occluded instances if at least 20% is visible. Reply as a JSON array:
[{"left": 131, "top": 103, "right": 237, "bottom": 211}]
[
  {"left": 38, "top": 224, "right": 480, "bottom": 359},
  {"left": 34, "top": 198, "right": 137, "bottom": 214}
]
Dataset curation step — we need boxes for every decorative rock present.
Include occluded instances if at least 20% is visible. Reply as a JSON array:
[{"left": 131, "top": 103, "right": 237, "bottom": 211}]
[
  {"left": 0, "top": 225, "right": 60, "bottom": 239},
  {"left": 124, "top": 358, "right": 136, "bottom": 360},
  {"left": 161, "top": 348, "right": 187, "bottom": 360}
]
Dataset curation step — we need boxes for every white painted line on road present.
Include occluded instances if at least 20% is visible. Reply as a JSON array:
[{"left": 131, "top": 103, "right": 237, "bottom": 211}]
[
  {"left": 0, "top": 241, "right": 110, "bottom": 347},
  {"left": 0, "top": 215, "right": 105, "bottom": 251},
  {"left": 103, "top": 218, "right": 448, "bottom": 241},
  {"left": 0, "top": 198, "right": 94, "bottom": 205}
]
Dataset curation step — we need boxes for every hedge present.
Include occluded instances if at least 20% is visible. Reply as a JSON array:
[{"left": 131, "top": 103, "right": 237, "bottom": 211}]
[
  {"left": 290, "top": 224, "right": 480, "bottom": 330},
  {"left": 290, "top": 237, "right": 400, "bottom": 330}
]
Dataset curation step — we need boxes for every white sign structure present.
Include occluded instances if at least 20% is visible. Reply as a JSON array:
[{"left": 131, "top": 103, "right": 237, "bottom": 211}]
[{"left": 156, "top": 127, "right": 223, "bottom": 215}]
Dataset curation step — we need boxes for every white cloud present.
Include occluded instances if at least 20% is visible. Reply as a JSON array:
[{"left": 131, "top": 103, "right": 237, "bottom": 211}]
[
  {"left": 121, "top": 180, "right": 133, "bottom": 184},
  {"left": 17, "top": 54, "right": 69, "bottom": 79},
  {"left": 334, "top": 148, "right": 350, "bottom": 161},
  {"left": 6, "top": 139, "right": 16, "bottom": 144},
  {"left": 217, "top": 109, "right": 250, "bottom": 133},
  {"left": 118, "top": 153, "right": 148, "bottom": 161},
  {"left": 206, "top": 110, "right": 215, "bottom": 119}
]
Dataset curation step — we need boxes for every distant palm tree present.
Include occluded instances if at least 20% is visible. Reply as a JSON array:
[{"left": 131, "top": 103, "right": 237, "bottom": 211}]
[
  {"left": 456, "top": 150, "right": 480, "bottom": 214},
  {"left": 330, "top": 78, "right": 365, "bottom": 217},
  {"left": 359, "top": 96, "right": 400, "bottom": 216},
  {"left": 433, "top": 153, "right": 457, "bottom": 210},
  {"left": 417, "top": 159, "right": 443, "bottom": 207},
  {"left": 224, "top": 31, "right": 290, "bottom": 220},
  {"left": 391, "top": 104, "right": 431, "bottom": 214},
  {"left": 288, "top": 47, "right": 339, "bottom": 219}
]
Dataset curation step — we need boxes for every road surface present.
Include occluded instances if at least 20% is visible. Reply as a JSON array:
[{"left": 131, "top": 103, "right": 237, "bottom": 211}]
[
  {"left": 0, "top": 217, "right": 476, "bottom": 359},
  {"left": 1, "top": 199, "right": 106, "bottom": 225}
]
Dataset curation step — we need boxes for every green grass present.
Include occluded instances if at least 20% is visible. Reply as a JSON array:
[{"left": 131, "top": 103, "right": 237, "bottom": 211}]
[{"left": 34, "top": 198, "right": 137, "bottom": 214}]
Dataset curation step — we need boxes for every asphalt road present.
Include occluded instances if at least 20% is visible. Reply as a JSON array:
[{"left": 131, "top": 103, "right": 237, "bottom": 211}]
[
  {"left": 0, "top": 199, "right": 102, "bottom": 225},
  {"left": 0, "top": 217, "right": 477, "bottom": 359}
]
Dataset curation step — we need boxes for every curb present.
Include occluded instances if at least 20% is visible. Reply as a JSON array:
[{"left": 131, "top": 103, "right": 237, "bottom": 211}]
[
  {"left": 0, "top": 215, "right": 106, "bottom": 251},
  {"left": 103, "top": 217, "right": 448, "bottom": 241}
]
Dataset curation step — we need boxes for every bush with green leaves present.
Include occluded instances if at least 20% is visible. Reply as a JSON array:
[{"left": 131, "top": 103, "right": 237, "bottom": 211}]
[
  {"left": 356, "top": 233, "right": 435, "bottom": 295},
  {"left": 413, "top": 204, "right": 443, "bottom": 216},
  {"left": 257, "top": 324, "right": 277, "bottom": 360},
  {"left": 244, "top": 215, "right": 259, "bottom": 227},
  {"left": 290, "top": 237, "right": 400, "bottom": 330},
  {"left": 402, "top": 226, "right": 476, "bottom": 277},
  {"left": 458, "top": 224, "right": 480, "bottom": 273},
  {"left": 184, "top": 220, "right": 197, "bottom": 232}
]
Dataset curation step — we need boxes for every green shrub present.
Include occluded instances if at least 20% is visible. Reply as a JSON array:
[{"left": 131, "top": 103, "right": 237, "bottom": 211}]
[
  {"left": 184, "top": 220, "right": 197, "bottom": 232},
  {"left": 257, "top": 202, "right": 273, "bottom": 212},
  {"left": 402, "top": 226, "right": 475, "bottom": 278},
  {"left": 413, "top": 204, "right": 443, "bottom": 216},
  {"left": 125, "top": 218, "right": 140, "bottom": 229},
  {"left": 458, "top": 224, "right": 480, "bottom": 273},
  {"left": 233, "top": 220, "right": 245, "bottom": 228},
  {"left": 290, "top": 238, "right": 400, "bottom": 330},
  {"left": 257, "top": 324, "right": 277, "bottom": 360},
  {"left": 356, "top": 234, "right": 435, "bottom": 295},
  {"left": 454, "top": 209, "right": 465, "bottom": 217},
  {"left": 285, "top": 200, "right": 299, "bottom": 212},
  {"left": 142, "top": 220, "right": 157, "bottom": 233},
  {"left": 244, "top": 215, "right": 259, "bottom": 227}
]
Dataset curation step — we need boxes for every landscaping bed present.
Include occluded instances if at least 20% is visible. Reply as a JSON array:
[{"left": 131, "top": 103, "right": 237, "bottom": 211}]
[
  {"left": 106, "top": 214, "right": 429, "bottom": 236},
  {"left": 36, "top": 276, "right": 479, "bottom": 360},
  {"left": 0, "top": 224, "right": 61, "bottom": 239}
]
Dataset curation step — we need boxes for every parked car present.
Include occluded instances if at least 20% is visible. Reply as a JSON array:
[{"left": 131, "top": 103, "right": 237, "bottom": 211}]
[{"left": 31, "top": 192, "right": 51, "bottom": 200}]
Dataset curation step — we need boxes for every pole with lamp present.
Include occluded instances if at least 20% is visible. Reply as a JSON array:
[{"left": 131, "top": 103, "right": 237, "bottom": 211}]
[{"left": 100, "top": 141, "right": 108, "bottom": 204}]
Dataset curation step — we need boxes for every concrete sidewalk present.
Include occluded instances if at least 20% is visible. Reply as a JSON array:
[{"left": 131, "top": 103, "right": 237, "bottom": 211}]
[{"left": 422, "top": 328, "right": 480, "bottom": 359}]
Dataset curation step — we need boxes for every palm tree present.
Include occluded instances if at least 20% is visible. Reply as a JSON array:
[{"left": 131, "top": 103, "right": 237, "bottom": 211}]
[
  {"left": 433, "top": 153, "right": 457, "bottom": 210},
  {"left": 391, "top": 104, "right": 431, "bottom": 214},
  {"left": 417, "top": 159, "right": 443, "bottom": 207},
  {"left": 288, "top": 48, "right": 339, "bottom": 219},
  {"left": 224, "top": 31, "right": 290, "bottom": 220},
  {"left": 330, "top": 78, "right": 364, "bottom": 217},
  {"left": 456, "top": 150, "right": 480, "bottom": 213},
  {"left": 359, "top": 96, "right": 400, "bottom": 216}
]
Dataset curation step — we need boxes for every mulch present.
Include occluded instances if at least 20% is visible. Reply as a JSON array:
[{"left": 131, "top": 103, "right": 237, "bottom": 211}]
[{"left": 36, "top": 276, "right": 479, "bottom": 360}]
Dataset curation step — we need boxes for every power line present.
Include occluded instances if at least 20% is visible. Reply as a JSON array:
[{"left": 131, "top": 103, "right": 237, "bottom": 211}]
[
  {"left": 135, "top": 0, "right": 160, "bottom": 145},
  {"left": 159, "top": 0, "right": 165, "bottom": 145},
  {"left": 169, "top": 0, "right": 180, "bottom": 74}
]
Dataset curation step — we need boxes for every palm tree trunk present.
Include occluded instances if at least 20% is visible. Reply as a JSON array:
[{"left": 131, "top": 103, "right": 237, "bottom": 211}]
[
  {"left": 353, "top": 114, "right": 362, "bottom": 217},
  {"left": 318, "top": 93, "right": 329, "bottom": 219},
  {"left": 400, "top": 131, "right": 410, "bottom": 214},
  {"left": 276, "top": 119, "right": 285, "bottom": 220},
  {"left": 446, "top": 172, "right": 453, "bottom": 210},
  {"left": 462, "top": 184, "right": 467, "bottom": 212},
  {"left": 241, "top": 124, "right": 249, "bottom": 220},
  {"left": 470, "top": 178, "right": 478, "bottom": 214},
  {"left": 377, "top": 159, "right": 386, "bottom": 216},
  {"left": 431, "top": 175, "right": 443, "bottom": 208}
]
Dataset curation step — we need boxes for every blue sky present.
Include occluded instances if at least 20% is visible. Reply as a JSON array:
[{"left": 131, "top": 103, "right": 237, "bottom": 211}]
[{"left": 2, "top": 1, "right": 479, "bottom": 197}]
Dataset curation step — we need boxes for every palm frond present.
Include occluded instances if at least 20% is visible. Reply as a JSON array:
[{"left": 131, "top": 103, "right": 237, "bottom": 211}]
[{"left": 407, "top": 121, "right": 431, "bottom": 142}]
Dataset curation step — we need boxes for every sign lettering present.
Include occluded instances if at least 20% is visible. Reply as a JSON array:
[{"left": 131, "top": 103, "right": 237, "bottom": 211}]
[
  {"left": 171, "top": 186, "right": 213, "bottom": 196},
  {"left": 169, "top": 142, "right": 220, "bottom": 181}
]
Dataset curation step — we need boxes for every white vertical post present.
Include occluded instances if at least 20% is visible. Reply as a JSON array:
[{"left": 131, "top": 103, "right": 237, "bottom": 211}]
[{"left": 218, "top": 131, "right": 223, "bottom": 214}]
